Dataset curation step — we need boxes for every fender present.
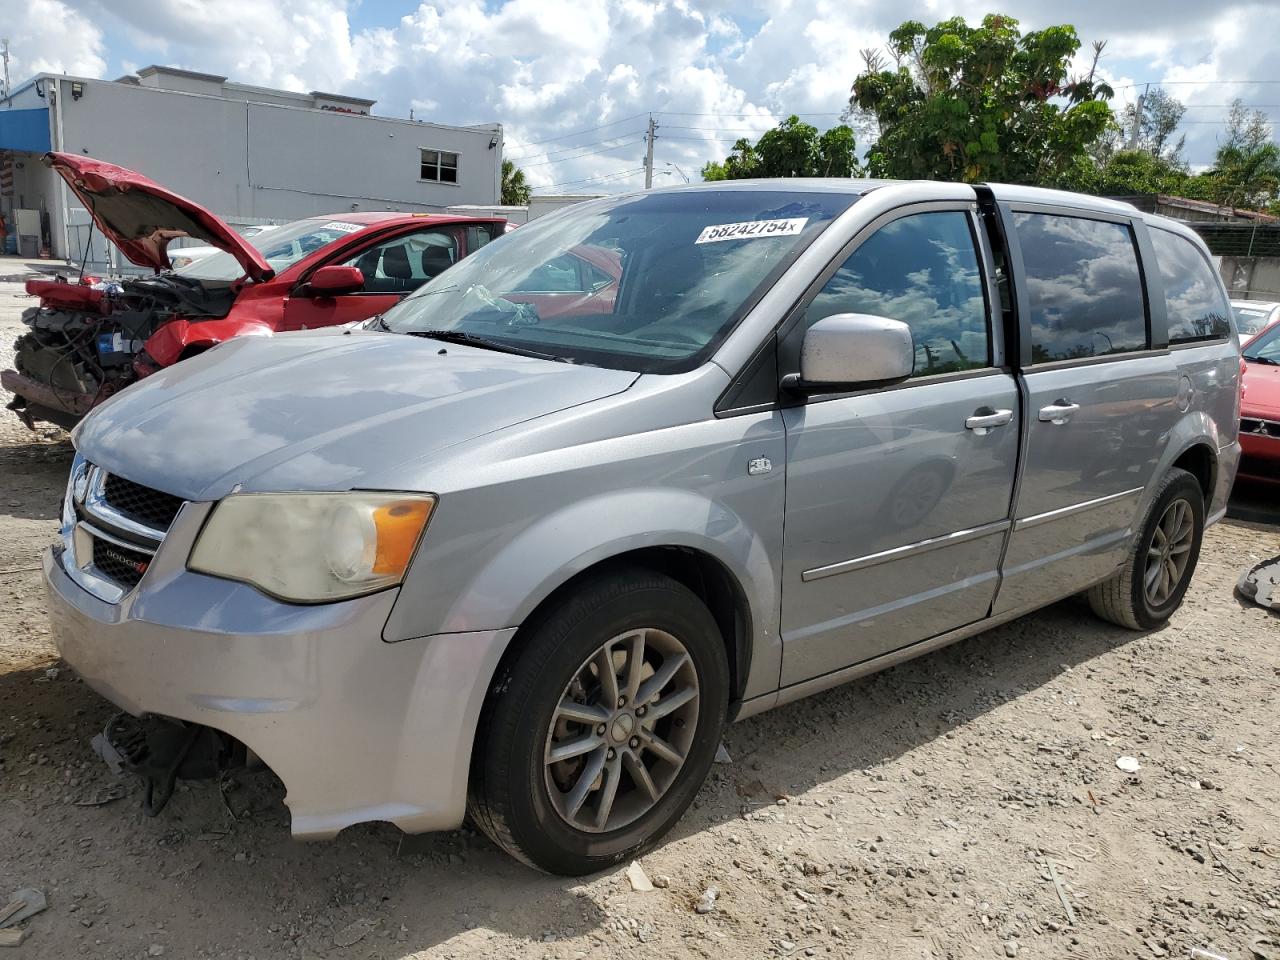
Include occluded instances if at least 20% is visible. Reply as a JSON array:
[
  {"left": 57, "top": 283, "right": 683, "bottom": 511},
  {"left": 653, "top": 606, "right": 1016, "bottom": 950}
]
[
  {"left": 383, "top": 487, "right": 784, "bottom": 703},
  {"left": 144, "top": 318, "right": 275, "bottom": 367},
  {"left": 1141, "top": 409, "right": 1227, "bottom": 518}
]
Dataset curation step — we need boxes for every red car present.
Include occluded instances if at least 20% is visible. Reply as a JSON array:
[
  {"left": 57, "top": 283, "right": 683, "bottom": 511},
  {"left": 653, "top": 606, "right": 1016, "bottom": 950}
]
[
  {"left": 2, "top": 153, "right": 504, "bottom": 429},
  {"left": 1240, "top": 321, "right": 1280, "bottom": 480}
]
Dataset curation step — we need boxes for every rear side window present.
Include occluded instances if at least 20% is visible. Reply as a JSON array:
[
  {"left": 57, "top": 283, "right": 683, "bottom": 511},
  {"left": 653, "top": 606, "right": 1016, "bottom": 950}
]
[
  {"left": 804, "top": 211, "right": 990, "bottom": 377},
  {"left": 1015, "top": 213, "right": 1147, "bottom": 362},
  {"left": 1150, "top": 229, "right": 1231, "bottom": 343}
]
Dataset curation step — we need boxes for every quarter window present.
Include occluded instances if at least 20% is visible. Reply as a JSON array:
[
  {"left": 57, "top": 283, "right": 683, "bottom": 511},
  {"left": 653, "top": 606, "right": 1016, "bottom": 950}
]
[
  {"left": 1015, "top": 213, "right": 1147, "bottom": 362},
  {"left": 1149, "top": 229, "right": 1231, "bottom": 343},
  {"left": 420, "top": 149, "right": 459, "bottom": 184},
  {"left": 804, "top": 211, "right": 990, "bottom": 377}
]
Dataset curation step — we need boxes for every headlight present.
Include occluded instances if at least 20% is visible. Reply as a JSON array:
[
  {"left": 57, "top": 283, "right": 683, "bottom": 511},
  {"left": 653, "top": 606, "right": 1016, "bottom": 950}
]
[{"left": 188, "top": 492, "right": 435, "bottom": 602}]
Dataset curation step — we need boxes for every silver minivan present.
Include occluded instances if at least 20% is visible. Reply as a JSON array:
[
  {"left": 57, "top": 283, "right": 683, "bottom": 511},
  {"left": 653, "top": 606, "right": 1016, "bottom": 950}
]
[{"left": 45, "top": 180, "right": 1241, "bottom": 874}]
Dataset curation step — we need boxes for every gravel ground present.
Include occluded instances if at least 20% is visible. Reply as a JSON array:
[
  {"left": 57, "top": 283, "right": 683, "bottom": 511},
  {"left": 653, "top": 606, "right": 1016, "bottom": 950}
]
[{"left": 1, "top": 260, "right": 1277, "bottom": 960}]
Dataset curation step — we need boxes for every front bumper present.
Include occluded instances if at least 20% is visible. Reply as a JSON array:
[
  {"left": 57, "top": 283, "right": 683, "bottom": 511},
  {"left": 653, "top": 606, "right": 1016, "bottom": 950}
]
[
  {"left": 1239, "top": 421, "right": 1280, "bottom": 479},
  {"left": 44, "top": 545, "right": 514, "bottom": 839}
]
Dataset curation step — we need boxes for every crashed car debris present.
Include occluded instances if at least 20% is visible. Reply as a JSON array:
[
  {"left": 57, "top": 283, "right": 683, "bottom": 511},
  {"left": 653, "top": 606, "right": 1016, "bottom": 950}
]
[{"left": 2, "top": 152, "right": 504, "bottom": 429}]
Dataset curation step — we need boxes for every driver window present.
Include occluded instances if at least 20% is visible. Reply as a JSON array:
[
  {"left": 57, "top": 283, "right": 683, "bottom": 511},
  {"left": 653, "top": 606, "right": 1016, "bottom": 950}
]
[
  {"left": 343, "top": 230, "right": 458, "bottom": 294},
  {"left": 804, "top": 211, "right": 990, "bottom": 377}
]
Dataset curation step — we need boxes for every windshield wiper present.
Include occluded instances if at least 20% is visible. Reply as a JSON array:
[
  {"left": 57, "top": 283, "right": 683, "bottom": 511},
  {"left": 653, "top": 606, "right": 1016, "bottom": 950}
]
[
  {"left": 404, "top": 329, "right": 563, "bottom": 362},
  {"left": 1245, "top": 354, "right": 1279, "bottom": 365}
]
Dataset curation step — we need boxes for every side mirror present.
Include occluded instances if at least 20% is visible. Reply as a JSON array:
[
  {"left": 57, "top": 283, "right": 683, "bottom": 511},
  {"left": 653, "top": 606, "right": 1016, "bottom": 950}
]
[
  {"left": 307, "top": 265, "right": 364, "bottom": 296},
  {"left": 784, "top": 313, "right": 914, "bottom": 393}
]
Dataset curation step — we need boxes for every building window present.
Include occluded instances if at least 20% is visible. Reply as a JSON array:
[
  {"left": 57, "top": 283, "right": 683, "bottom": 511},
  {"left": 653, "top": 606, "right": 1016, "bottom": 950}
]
[{"left": 420, "top": 149, "right": 458, "bottom": 184}]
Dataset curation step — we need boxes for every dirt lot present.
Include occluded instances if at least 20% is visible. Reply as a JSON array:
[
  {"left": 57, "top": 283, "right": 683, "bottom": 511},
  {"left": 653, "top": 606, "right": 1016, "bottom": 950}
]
[{"left": 1, "top": 262, "right": 1277, "bottom": 960}]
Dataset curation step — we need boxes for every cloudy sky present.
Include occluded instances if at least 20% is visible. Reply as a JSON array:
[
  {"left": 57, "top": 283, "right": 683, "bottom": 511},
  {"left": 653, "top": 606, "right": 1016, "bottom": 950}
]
[{"left": 6, "top": 0, "right": 1278, "bottom": 194}]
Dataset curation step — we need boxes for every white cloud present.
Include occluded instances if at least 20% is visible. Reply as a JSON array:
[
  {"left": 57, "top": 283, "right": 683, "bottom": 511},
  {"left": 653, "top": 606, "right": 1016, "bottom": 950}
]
[
  {"left": 9, "top": 0, "right": 1280, "bottom": 192},
  {"left": 3, "top": 0, "right": 107, "bottom": 83}
]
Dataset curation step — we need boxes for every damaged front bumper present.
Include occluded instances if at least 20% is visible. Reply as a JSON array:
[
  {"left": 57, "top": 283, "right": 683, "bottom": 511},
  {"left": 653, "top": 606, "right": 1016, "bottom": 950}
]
[
  {"left": 1, "top": 368, "right": 95, "bottom": 430},
  {"left": 43, "top": 545, "right": 514, "bottom": 840}
]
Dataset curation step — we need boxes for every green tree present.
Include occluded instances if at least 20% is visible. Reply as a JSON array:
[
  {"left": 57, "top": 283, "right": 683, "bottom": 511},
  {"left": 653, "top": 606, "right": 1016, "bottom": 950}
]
[
  {"left": 1200, "top": 99, "right": 1280, "bottom": 209},
  {"left": 501, "top": 160, "right": 531, "bottom": 205},
  {"left": 1121, "top": 87, "right": 1187, "bottom": 165},
  {"left": 849, "top": 14, "right": 1114, "bottom": 184},
  {"left": 701, "top": 118, "right": 859, "bottom": 181}
]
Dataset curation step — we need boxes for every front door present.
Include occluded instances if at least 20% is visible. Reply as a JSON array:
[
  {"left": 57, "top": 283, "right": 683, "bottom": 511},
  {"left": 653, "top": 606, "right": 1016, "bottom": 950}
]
[
  {"left": 281, "top": 226, "right": 465, "bottom": 331},
  {"left": 993, "top": 209, "right": 1175, "bottom": 615},
  {"left": 779, "top": 206, "right": 1020, "bottom": 687}
]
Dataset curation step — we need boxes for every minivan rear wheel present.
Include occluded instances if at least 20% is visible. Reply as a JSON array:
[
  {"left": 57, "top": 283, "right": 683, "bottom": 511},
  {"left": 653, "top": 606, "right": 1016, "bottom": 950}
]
[
  {"left": 1087, "top": 467, "right": 1205, "bottom": 630},
  {"left": 467, "top": 568, "right": 729, "bottom": 875}
]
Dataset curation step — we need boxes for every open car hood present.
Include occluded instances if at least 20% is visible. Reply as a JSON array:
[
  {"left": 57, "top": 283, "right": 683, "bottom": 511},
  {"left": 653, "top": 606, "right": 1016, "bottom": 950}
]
[{"left": 45, "top": 152, "right": 273, "bottom": 281}]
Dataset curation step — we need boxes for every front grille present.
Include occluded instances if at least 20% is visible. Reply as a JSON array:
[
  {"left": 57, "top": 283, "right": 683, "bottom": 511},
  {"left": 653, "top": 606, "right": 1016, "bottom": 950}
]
[
  {"left": 1241, "top": 417, "right": 1280, "bottom": 439},
  {"left": 91, "top": 537, "right": 152, "bottom": 590},
  {"left": 102, "top": 473, "right": 185, "bottom": 531}
]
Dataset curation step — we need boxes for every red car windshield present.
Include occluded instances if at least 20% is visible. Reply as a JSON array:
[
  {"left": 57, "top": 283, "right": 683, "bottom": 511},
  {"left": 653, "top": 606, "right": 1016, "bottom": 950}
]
[
  {"left": 1243, "top": 323, "right": 1280, "bottom": 365},
  {"left": 176, "top": 218, "right": 362, "bottom": 280}
]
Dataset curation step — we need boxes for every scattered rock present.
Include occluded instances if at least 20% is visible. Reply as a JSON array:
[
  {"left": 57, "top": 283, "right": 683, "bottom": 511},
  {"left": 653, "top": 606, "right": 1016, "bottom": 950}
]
[
  {"left": 626, "top": 861, "right": 654, "bottom": 893},
  {"left": 694, "top": 886, "right": 720, "bottom": 915},
  {"left": 1116, "top": 756, "right": 1142, "bottom": 774}
]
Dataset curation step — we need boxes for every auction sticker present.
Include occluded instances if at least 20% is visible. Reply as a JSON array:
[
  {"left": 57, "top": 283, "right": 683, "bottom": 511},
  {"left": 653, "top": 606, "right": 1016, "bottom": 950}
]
[
  {"left": 695, "top": 218, "right": 808, "bottom": 244},
  {"left": 321, "top": 221, "right": 363, "bottom": 233}
]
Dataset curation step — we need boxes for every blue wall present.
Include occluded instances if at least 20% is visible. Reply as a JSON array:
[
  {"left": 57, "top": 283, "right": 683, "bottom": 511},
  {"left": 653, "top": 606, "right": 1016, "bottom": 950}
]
[{"left": 0, "top": 108, "right": 51, "bottom": 153}]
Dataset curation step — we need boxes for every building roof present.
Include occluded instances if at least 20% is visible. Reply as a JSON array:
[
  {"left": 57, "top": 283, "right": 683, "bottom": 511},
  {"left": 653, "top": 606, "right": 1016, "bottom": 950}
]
[{"left": 137, "top": 65, "right": 229, "bottom": 84}]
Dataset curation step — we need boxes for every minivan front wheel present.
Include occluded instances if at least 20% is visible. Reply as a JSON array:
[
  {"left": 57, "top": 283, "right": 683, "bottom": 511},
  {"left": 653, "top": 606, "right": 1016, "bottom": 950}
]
[
  {"left": 468, "top": 569, "right": 729, "bottom": 875},
  {"left": 1087, "top": 467, "right": 1205, "bottom": 630}
]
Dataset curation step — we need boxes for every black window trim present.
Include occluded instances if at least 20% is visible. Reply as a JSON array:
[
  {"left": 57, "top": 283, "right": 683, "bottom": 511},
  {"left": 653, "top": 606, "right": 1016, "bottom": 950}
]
[{"left": 1006, "top": 202, "right": 1159, "bottom": 367}]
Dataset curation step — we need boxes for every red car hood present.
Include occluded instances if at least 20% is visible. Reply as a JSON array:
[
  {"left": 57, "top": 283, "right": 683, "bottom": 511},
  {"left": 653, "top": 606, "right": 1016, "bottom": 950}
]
[
  {"left": 1242, "top": 360, "right": 1280, "bottom": 420},
  {"left": 45, "top": 152, "right": 273, "bottom": 281}
]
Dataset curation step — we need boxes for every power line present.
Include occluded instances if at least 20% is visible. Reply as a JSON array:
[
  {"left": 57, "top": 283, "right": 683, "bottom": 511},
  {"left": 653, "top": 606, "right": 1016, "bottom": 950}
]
[
  {"left": 509, "top": 112, "right": 649, "bottom": 149},
  {"left": 531, "top": 166, "right": 646, "bottom": 190},
  {"left": 515, "top": 134, "right": 647, "bottom": 167}
]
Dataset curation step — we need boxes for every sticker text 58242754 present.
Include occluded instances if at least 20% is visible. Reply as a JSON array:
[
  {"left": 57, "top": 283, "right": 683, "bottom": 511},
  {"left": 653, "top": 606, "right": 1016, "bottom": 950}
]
[{"left": 695, "top": 218, "right": 808, "bottom": 244}]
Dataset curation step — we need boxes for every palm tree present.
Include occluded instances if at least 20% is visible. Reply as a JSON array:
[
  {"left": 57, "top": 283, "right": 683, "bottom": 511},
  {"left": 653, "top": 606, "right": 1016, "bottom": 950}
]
[{"left": 502, "top": 160, "right": 531, "bottom": 205}]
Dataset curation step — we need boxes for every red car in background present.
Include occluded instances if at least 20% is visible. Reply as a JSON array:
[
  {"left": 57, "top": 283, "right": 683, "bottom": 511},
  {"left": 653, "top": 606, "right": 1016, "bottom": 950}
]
[
  {"left": 1240, "top": 321, "right": 1280, "bottom": 481},
  {"left": 2, "top": 153, "right": 503, "bottom": 429}
]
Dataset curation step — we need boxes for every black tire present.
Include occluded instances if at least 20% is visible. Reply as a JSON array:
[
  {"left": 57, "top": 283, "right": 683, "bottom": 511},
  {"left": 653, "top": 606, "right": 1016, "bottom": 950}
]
[
  {"left": 1087, "top": 467, "right": 1205, "bottom": 630},
  {"left": 467, "top": 568, "right": 730, "bottom": 875}
]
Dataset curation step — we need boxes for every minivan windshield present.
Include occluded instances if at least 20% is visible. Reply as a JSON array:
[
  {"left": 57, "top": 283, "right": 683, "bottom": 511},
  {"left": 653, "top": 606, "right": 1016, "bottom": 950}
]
[
  {"left": 176, "top": 218, "right": 362, "bottom": 281},
  {"left": 377, "top": 189, "right": 856, "bottom": 373}
]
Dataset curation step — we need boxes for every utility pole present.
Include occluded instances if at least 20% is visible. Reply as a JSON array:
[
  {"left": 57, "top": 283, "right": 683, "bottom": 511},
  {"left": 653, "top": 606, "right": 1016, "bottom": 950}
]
[
  {"left": 644, "top": 114, "right": 657, "bottom": 189},
  {"left": 1128, "top": 83, "right": 1147, "bottom": 151},
  {"left": 1, "top": 39, "right": 10, "bottom": 102}
]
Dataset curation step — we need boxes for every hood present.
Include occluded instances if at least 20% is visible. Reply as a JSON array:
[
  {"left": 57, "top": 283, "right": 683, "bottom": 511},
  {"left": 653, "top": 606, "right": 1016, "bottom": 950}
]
[
  {"left": 72, "top": 331, "right": 639, "bottom": 500},
  {"left": 1242, "top": 360, "right": 1280, "bottom": 419},
  {"left": 45, "top": 152, "right": 273, "bottom": 281}
]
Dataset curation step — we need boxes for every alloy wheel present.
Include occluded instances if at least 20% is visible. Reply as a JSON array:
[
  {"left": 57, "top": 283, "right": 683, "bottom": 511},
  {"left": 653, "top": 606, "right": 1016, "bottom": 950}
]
[
  {"left": 543, "top": 628, "right": 700, "bottom": 833},
  {"left": 1145, "top": 497, "right": 1195, "bottom": 607}
]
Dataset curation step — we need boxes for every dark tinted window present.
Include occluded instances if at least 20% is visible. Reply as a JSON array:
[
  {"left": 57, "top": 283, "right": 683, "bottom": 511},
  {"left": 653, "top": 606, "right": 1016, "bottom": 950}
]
[
  {"left": 805, "top": 211, "right": 990, "bottom": 377},
  {"left": 1150, "top": 229, "right": 1231, "bottom": 343},
  {"left": 1015, "top": 213, "right": 1147, "bottom": 362}
]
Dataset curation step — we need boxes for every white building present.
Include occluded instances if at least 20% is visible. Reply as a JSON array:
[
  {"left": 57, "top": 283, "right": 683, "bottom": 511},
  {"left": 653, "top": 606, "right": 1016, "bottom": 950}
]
[{"left": 0, "top": 65, "right": 504, "bottom": 264}]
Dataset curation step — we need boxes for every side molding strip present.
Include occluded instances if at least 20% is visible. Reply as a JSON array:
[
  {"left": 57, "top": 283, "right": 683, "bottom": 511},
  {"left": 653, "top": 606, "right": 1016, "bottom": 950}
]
[
  {"left": 801, "top": 519, "right": 1011, "bottom": 583},
  {"left": 1012, "top": 486, "right": 1145, "bottom": 532}
]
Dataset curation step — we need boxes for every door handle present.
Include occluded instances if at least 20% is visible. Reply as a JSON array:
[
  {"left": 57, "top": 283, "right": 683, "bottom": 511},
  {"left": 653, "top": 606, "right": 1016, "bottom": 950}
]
[
  {"left": 965, "top": 407, "right": 1014, "bottom": 434},
  {"left": 1038, "top": 400, "right": 1080, "bottom": 424}
]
